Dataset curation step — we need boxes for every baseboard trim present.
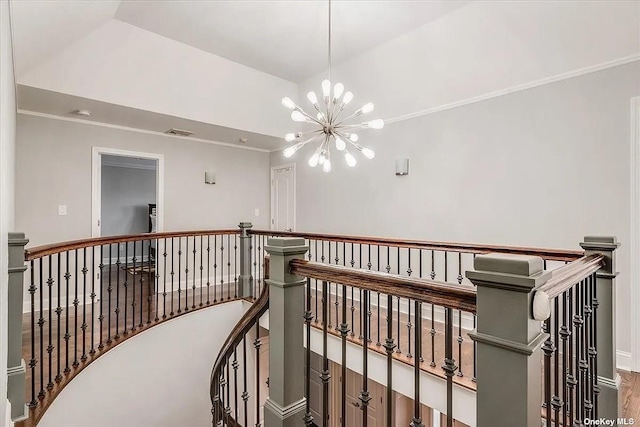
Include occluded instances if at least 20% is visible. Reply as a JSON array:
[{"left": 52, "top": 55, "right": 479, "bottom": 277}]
[{"left": 617, "top": 350, "right": 632, "bottom": 372}]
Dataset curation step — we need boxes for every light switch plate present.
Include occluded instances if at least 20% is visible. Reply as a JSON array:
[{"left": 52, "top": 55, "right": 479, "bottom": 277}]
[{"left": 58, "top": 205, "right": 67, "bottom": 216}]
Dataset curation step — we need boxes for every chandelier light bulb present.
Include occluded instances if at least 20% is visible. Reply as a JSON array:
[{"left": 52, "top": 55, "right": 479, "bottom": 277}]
[
  {"left": 319, "top": 153, "right": 325, "bottom": 165},
  {"left": 361, "top": 103, "right": 374, "bottom": 114},
  {"left": 317, "top": 112, "right": 324, "bottom": 121},
  {"left": 282, "top": 97, "right": 296, "bottom": 110},
  {"left": 345, "top": 152, "right": 357, "bottom": 167},
  {"left": 335, "top": 137, "right": 346, "bottom": 151},
  {"left": 365, "top": 119, "right": 385, "bottom": 129},
  {"left": 333, "top": 83, "right": 344, "bottom": 100},
  {"left": 322, "top": 158, "right": 332, "bottom": 172},
  {"left": 308, "top": 148, "right": 322, "bottom": 167},
  {"left": 362, "top": 148, "right": 376, "bottom": 159},
  {"left": 322, "top": 79, "right": 331, "bottom": 99},
  {"left": 291, "top": 111, "right": 307, "bottom": 122},
  {"left": 348, "top": 133, "right": 359, "bottom": 142},
  {"left": 285, "top": 133, "right": 298, "bottom": 142},
  {"left": 342, "top": 91, "right": 354, "bottom": 107},
  {"left": 283, "top": 142, "right": 304, "bottom": 158},
  {"left": 307, "top": 91, "right": 319, "bottom": 107}
]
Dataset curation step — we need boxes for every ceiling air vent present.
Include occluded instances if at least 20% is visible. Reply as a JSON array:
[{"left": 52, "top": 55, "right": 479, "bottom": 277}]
[{"left": 165, "top": 128, "right": 194, "bottom": 137}]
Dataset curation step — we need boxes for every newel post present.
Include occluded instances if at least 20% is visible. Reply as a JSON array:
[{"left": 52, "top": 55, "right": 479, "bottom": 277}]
[
  {"left": 580, "top": 236, "right": 620, "bottom": 420},
  {"left": 7, "top": 232, "right": 29, "bottom": 421},
  {"left": 467, "top": 253, "right": 551, "bottom": 427},
  {"left": 263, "top": 237, "right": 308, "bottom": 427},
  {"left": 238, "top": 222, "right": 253, "bottom": 298}
]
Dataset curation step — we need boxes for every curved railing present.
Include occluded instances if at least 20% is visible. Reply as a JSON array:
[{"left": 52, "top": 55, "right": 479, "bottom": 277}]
[
  {"left": 17, "top": 229, "right": 244, "bottom": 427},
  {"left": 210, "top": 285, "right": 269, "bottom": 427}
]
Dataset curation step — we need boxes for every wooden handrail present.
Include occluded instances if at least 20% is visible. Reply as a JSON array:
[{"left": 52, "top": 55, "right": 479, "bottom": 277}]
[
  {"left": 25, "top": 229, "right": 240, "bottom": 261},
  {"left": 250, "top": 229, "right": 583, "bottom": 262},
  {"left": 532, "top": 254, "right": 604, "bottom": 320},
  {"left": 210, "top": 285, "right": 269, "bottom": 405},
  {"left": 289, "top": 259, "right": 477, "bottom": 313}
]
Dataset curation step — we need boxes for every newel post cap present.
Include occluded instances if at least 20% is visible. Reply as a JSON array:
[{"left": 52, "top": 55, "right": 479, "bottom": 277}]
[
  {"left": 466, "top": 253, "right": 550, "bottom": 291},
  {"left": 265, "top": 237, "right": 308, "bottom": 255}
]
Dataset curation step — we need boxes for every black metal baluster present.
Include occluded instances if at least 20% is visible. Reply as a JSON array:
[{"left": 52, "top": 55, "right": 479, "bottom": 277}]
[
  {"left": 140, "top": 240, "right": 146, "bottom": 326},
  {"left": 407, "top": 248, "right": 413, "bottom": 357},
  {"left": 178, "top": 238, "right": 182, "bottom": 312},
  {"left": 410, "top": 300, "right": 423, "bottom": 427},
  {"left": 376, "top": 246, "right": 381, "bottom": 347},
  {"left": 233, "top": 348, "right": 239, "bottom": 423},
  {"left": 327, "top": 244, "right": 332, "bottom": 329},
  {"left": 90, "top": 248, "right": 96, "bottom": 355},
  {"left": 73, "top": 250, "right": 79, "bottom": 368},
  {"left": 83, "top": 250, "right": 89, "bottom": 357},
  {"left": 567, "top": 287, "right": 576, "bottom": 425},
  {"left": 242, "top": 337, "right": 248, "bottom": 427},
  {"left": 154, "top": 237, "right": 159, "bottom": 322},
  {"left": 124, "top": 243, "right": 129, "bottom": 333},
  {"left": 226, "top": 361, "right": 231, "bottom": 423},
  {"left": 132, "top": 241, "right": 138, "bottom": 330},
  {"left": 149, "top": 238, "right": 155, "bottom": 324},
  {"left": 430, "top": 304, "right": 436, "bottom": 368},
  {"left": 350, "top": 243, "right": 355, "bottom": 336},
  {"left": 234, "top": 234, "right": 238, "bottom": 299},
  {"left": 360, "top": 289, "right": 371, "bottom": 427},
  {"left": 585, "top": 275, "right": 594, "bottom": 420},
  {"left": 169, "top": 238, "right": 174, "bottom": 316},
  {"left": 28, "top": 260, "right": 37, "bottom": 407},
  {"left": 200, "top": 236, "right": 204, "bottom": 307},
  {"left": 315, "top": 240, "right": 319, "bottom": 324},
  {"left": 254, "top": 323, "right": 261, "bottom": 427},
  {"left": 56, "top": 253, "right": 63, "bottom": 380},
  {"left": 592, "top": 272, "right": 599, "bottom": 418},
  {"left": 220, "top": 236, "right": 225, "bottom": 302},
  {"left": 574, "top": 282, "right": 583, "bottom": 425},
  {"left": 214, "top": 235, "right": 218, "bottom": 303},
  {"left": 107, "top": 244, "right": 113, "bottom": 345},
  {"left": 46, "top": 256, "right": 53, "bottom": 390},
  {"left": 38, "top": 258, "right": 45, "bottom": 399},
  {"left": 193, "top": 235, "right": 197, "bottom": 309},
  {"left": 206, "top": 236, "right": 211, "bottom": 305},
  {"left": 430, "top": 250, "right": 435, "bottom": 280},
  {"left": 64, "top": 251, "right": 72, "bottom": 368},
  {"left": 115, "top": 245, "right": 121, "bottom": 338},
  {"left": 457, "top": 310, "right": 463, "bottom": 377},
  {"left": 227, "top": 234, "right": 231, "bottom": 301},
  {"left": 321, "top": 281, "right": 330, "bottom": 427},
  {"left": 560, "top": 291, "right": 570, "bottom": 426},
  {"left": 542, "top": 317, "right": 553, "bottom": 427},
  {"left": 185, "top": 237, "right": 189, "bottom": 312},
  {"left": 384, "top": 294, "right": 395, "bottom": 427},
  {"left": 359, "top": 244, "right": 362, "bottom": 339},
  {"left": 552, "top": 296, "right": 562, "bottom": 426},
  {"left": 81, "top": 248, "right": 88, "bottom": 361},
  {"left": 162, "top": 238, "right": 167, "bottom": 317},
  {"left": 443, "top": 308, "right": 457, "bottom": 427},
  {"left": 339, "top": 281, "right": 349, "bottom": 427},
  {"left": 304, "top": 278, "right": 314, "bottom": 426},
  {"left": 579, "top": 278, "right": 588, "bottom": 423}
]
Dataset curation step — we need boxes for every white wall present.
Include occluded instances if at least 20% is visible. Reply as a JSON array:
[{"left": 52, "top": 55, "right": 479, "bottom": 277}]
[
  {"left": 273, "top": 62, "right": 640, "bottom": 359},
  {"left": 38, "top": 301, "right": 246, "bottom": 427},
  {"left": 0, "top": 0, "right": 17, "bottom": 424},
  {"left": 18, "top": 19, "right": 298, "bottom": 138},
  {"left": 16, "top": 114, "right": 270, "bottom": 248}
]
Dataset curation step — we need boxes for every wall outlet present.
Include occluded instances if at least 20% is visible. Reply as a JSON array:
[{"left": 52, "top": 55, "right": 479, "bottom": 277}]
[
  {"left": 58, "top": 205, "right": 67, "bottom": 216},
  {"left": 254, "top": 208, "right": 260, "bottom": 216}
]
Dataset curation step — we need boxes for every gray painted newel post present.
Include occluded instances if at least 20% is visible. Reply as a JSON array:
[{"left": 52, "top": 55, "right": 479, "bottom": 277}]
[
  {"left": 580, "top": 236, "right": 620, "bottom": 420},
  {"left": 7, "top": 232, "right": 29, "bottom": 421},
  {"left": 238, "top": 222, "right": 253, "bottom": 298},
  {"left": 263, "top": 237, "right": 308, "bottom": 427},
  {"left": 467, "top": 253, "right": 551, "bottom": 427}
]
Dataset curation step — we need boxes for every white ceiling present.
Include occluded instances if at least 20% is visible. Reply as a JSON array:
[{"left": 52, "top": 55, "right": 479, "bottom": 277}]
[{"left": 114, "top": 0, "right": 469, "bottom": 82}]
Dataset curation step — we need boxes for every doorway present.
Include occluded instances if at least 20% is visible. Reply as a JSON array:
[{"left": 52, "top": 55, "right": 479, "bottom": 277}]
[{"left": 270, "top": 164, "right": 296, "bottom": 231}]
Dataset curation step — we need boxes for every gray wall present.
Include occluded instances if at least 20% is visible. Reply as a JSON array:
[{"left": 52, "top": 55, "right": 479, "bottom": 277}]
[
  {"left": 1, "top": 0, "right": 16, "bottom": 422},
  {"left": 271, "top": 62, "right": 640, "bottom": 356},
  {"left": 16, "top": 114, "right": 270, "bottom": 248},
  {"left": 100, "top": 165, "right": 156, "bottom": 237}
]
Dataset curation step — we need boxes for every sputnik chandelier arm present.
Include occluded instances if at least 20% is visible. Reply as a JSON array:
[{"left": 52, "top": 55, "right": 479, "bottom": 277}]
[{"left": 279, "top": 0, "right": 384, "bottom": 172}]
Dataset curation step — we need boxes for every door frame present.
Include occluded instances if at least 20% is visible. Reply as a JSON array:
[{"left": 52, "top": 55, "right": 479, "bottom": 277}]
[
  {"left": 631, "top": 96, "right": 640, "bottom": 372},
  {"left": 91, "top": 146, "right": 165, "bottom": 238},
  {"left": 270, "top": 163, "right": 296, "bottom": 231}
]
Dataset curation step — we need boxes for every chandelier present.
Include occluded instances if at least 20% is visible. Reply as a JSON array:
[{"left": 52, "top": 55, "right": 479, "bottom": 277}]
[{"left": 280, "top": 0, "right": 384, "bottom": 172}]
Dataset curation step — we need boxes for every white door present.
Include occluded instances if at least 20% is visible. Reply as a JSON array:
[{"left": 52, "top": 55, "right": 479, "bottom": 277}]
[{"left": 270, "top": 164, "right": 296, "bottom": 231}]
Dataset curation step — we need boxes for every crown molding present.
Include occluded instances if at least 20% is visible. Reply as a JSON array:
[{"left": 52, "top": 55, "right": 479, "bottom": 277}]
[
  {"left": 16, "top": 110, "right": 271, "bottom": 153},
  {"left": 385, "top": 53, "right": 640, "bottom": 125}
]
